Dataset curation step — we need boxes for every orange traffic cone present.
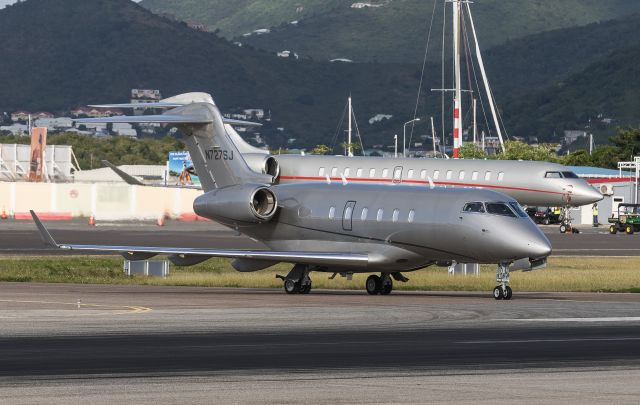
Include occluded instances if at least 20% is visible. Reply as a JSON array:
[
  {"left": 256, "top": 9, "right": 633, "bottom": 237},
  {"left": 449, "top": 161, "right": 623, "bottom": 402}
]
[
  {"left": 89, "top": 215, "right": 95, "bottom": 226},
  {"left": 1, "top": 208, "right": 7, "bottom": 220},
  {"left": 157, "top": 214, "right": 165, "bottom": 227}
]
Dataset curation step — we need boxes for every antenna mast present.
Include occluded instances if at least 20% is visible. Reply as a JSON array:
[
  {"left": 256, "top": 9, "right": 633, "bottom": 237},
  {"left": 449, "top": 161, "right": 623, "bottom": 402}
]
[{"left": 347, "top": 95, "right": 353, "bottom": 157}]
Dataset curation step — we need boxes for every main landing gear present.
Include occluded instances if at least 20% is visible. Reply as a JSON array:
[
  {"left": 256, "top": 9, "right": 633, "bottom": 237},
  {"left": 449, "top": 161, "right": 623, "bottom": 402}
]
[
  {"left": 277, "top": 264, "right": 312, "bottom": 294},
  {"left": 493, "top": 262, "right": 513, "bottom": 300},
  {"left": 365, "top": 273, "right": 409, "bottom": 295}
]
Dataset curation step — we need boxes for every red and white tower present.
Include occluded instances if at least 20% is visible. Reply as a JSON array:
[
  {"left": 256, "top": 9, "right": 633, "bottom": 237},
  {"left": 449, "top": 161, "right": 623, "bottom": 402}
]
[{"left": 452, "top": 0, "right": 463, "bottom": 159}]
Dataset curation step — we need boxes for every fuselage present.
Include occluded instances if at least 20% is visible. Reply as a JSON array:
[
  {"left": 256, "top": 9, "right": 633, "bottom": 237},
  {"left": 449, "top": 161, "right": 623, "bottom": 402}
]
[
  {"left": 194, "top": 183, "right": 552, "bottom": 273},
  {"left": 269, "top": 155, "right": 602, "bottom": 208}
]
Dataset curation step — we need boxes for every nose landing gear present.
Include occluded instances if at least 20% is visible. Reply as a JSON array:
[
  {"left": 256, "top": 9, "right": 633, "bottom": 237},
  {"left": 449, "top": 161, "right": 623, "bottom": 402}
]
[{"left": 493, "top": 262, "right": 513, "bottom": 300}]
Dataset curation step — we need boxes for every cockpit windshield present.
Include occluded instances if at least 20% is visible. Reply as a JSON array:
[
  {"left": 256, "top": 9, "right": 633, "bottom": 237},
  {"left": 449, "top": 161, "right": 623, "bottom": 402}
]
[
  {"left": 544, "top": 171, "right": 562, "bottom": 178},
  {"left": 508, "top": 202, "right": 528, "bottom": 218},
  {"left": 486, "top": 203, "right": 517, "bottom": 217},
  {"left": 562, "top": 171, "right": 579, "bottom": 178},
  {"left": 463, "top": 202, "right": 485, "bottom": 213}
]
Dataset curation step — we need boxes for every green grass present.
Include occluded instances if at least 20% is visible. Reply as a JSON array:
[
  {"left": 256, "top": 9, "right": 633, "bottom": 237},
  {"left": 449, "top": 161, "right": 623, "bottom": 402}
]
[{"left": 0, "top": 256, "right": 639, "bottom": 293}]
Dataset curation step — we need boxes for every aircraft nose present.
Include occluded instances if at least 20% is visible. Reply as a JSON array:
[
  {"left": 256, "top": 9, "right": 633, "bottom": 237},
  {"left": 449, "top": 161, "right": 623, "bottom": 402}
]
[
  {"left": 574, "top": 184, "right": 604, "bottom": 205},
  {"left": 527, "top": 235, "right": 552, "bottom": 259}
]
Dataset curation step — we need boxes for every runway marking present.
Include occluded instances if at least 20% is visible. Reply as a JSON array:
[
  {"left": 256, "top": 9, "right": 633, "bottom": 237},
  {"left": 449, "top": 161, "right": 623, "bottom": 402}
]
[
  {"left": 0, "top": 300, "right": 152, "bottom": 315},
  {"left": 458, "top": 337, "right": 640, "bottom": 344},
  {"left": 496, "top": 317, "right": 640, "bottom": 323}
]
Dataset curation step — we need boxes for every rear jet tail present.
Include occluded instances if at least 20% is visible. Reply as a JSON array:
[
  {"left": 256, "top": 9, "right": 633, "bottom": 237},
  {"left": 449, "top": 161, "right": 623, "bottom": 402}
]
[{"left": 75, "top": 100, "right": 273, "bottom": 191}]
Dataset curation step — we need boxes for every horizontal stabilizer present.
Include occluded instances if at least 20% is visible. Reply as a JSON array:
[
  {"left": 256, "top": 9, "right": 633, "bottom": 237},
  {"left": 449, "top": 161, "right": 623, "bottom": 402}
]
[
  {"left": 75, "top": 114, "right": 213, "bottom": 124},
  {"left": 101, "top": 160, "right": 145, "bottom": 186},
  {"left": 76, "top": 115, "right": 260, "bottom": 127},
  {"left": 88, "top": 102, "right": 185, "bottom": 109}
]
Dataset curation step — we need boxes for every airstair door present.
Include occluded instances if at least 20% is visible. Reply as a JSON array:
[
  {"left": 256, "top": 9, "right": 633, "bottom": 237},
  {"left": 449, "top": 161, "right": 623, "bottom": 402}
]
[{"left": 343, "top": 201, "right": 356, "bottom": 231}]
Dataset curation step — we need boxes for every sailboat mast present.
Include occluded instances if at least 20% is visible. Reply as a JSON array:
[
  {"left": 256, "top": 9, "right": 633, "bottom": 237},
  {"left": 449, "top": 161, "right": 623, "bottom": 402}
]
[
  {"left": 348, "top": 95, "right": 353, "bottom": 157},
  {"left": 452, "top": 0, "right": 462, "bottom": 159}
]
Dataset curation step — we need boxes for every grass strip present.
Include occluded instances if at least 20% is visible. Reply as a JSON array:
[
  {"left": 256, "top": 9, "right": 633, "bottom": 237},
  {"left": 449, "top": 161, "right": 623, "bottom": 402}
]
[{"left": 0, "top": 256, "right": 638, "bottom": 293}]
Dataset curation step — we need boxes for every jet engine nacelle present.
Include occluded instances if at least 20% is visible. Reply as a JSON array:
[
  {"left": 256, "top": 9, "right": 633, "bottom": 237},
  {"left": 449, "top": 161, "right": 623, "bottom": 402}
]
[
  {"left": 193, "top": 184, "right": 278, "bottom": 224},
  {"left": 243, "top": 153, "right": 280, "bottom": 182}
]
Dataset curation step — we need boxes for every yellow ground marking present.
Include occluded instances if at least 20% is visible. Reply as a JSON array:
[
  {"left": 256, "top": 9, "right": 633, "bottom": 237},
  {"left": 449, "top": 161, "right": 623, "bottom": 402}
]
[{"left": 0, "top": 299, "right": 152, "bottom": 315}]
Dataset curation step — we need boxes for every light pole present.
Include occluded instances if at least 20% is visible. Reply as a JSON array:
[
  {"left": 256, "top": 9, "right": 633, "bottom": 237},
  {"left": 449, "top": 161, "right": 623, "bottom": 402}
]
[
  {"left": 394, "top": 134, "right": 398, "bottom": 158},
  {"left": 403, "top": 118, "right": 421, "bottom": 157}
]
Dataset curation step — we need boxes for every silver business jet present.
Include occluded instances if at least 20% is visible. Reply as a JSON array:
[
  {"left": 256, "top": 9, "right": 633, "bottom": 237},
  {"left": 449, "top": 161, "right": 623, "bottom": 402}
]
[
  {"left": 97, "top": 93, "right": 602, "bottom": 209},
  {"left": 32, "top": 95, "right": 551, "bottom": 299}
]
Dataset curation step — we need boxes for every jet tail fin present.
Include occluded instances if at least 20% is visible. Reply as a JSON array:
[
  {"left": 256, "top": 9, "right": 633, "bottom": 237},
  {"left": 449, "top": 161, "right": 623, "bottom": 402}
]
[{"left": 75, "top": 101, "right": 271, "bottom": 191}]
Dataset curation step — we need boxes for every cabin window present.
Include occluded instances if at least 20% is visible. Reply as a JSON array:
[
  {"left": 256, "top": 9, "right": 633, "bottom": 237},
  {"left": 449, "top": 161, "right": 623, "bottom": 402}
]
[
  {"left": 356, "top": 168, "right": 363, "bottom": 177},
  {"left": 407, "top": 169, "right": 414, "bottom": 179},
  {"left": 329, "top": 206, "right": 336, "bottom": 219},
  {"left": 545, "top": 171, "right": 562, "bottom": 178},
  {"left": 408, "top": 209, "right": 415, "bottom": 223},
  {"left": 382, "top": 168, "right": 389, "bottom": 178},
  {"left": 463, "top": 202, "right": 485, "bottom": 213},
  {"left": 459, "top": 171, "right": 465, "bottom": 180},
  {"left": 361, "top": 207, "right": 368, "bottom": 221},
  {"left": 485, "top": 171, "right": 492, "bottom": 181},
  {"left": 472, "top": 171, "right": 479, "bottom": 181},
  {"left": 376, "top": 209, "right": 384, "bottom": 222},
  {"left": 498, "top": 172, "right": 505, "bottom": 182},
  {"left": 369, "top": 168, "right": 376, "bottom": 178},
  {"left": 344, "top": 205, "right": 353, "bottom": 221},
  {"left": 344, "top": 168, "right": 350, "bottom": 177},
  {"left": 562, "top": 171, "right": 579, "bottom": 179},
  {"left": 331, "top": 167, "right": 338, "bottom": 177},
  {"left": 394, "top": 168, "right": 402, "bottom": 179},
  {"left": 318, "top": 167, "right": 325, "bottom": 177},
  {"left": 433, "top": 170, "right": 440, "bottom": 180},
  {"left": 486, "top": 203, "right": 516, "bottom": 218},
  {"left": 392, "top": 209, "right": 400, "bottom": 223},
  {"left": 421, "top": 170, "right": 428, "bottom": 179},
  {"left": 446, "top": 170, "right": 453, "bottom": 180}
]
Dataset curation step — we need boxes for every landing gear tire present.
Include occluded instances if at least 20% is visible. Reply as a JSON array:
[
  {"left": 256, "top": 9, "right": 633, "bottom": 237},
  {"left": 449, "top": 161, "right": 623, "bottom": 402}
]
[
  {"left": 299, "top": 282, "right": 312, "bottom": 294},
  {"left": 366, "top": 275, "right": 381, "bottom": 295},
  {"left": 380, "top": 277, "right": 393, "bottom": 295},
  {"left": 284, "top": 279, "right": 299, "bottom": 294},
  {"left": 609, "top": 225, "right": 618, "bottom": 234},
  {"left": 503, "top": 286, "right": 513, "bottom": 300},
  {"left": 493, "top": 286, "right": 503, "bottom": 300},
  {"left": 559, "top": 224, "right": 567, "bottom": 234}
]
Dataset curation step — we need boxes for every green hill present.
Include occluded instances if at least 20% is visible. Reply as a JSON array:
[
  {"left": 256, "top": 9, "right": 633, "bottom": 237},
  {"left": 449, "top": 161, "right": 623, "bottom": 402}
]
[
  {"left": 0, "top": 0, "right": 424, "bottom": 149},
  {"left": 502, "top": 43, "right": 640, "bottom": 142},
  {"left": 141, "top": 0, "right": 640, "bottom": 63}
]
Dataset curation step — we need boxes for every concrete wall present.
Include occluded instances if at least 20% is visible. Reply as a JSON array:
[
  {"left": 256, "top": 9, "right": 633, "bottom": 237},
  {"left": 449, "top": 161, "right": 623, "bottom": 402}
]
[{"left": 0, "top": 182, "right": 203, "bottom": 220}]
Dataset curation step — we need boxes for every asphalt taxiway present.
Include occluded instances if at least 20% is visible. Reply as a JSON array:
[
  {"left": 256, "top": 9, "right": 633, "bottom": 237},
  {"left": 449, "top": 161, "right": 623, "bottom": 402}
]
[
  {"left": 0, "top": 219, "right": 638, "bottom": 256},
  {"left": 0, "top": 283, "right": 639, "bottom": 404}
]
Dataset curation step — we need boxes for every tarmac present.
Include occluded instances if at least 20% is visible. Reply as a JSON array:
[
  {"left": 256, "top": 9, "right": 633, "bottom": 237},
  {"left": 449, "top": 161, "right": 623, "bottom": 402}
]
[
  {"left": 0, "top": 219, "right": 638, "bottom": 256},
  {"left": 0, "top": 283, "right": 639, "bottom": 404},
  {"left": 1, "top": 220, "right": 640, "bottom": 403}
]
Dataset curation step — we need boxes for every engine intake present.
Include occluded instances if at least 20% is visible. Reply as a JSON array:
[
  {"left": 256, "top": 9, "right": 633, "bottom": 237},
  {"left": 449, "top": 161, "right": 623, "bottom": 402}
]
[
  {"left": 243, "top": 154, "right": 280, "bottom": 182},
  {"left": 193, "top": 184, "right": 278, "bottom": 224}
]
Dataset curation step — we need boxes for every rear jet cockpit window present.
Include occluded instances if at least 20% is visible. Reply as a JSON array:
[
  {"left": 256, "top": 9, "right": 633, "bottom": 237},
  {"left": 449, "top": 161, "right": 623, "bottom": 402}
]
[
  {"left": 508, "top": 202, "right": 528, "bottom": 218},
  {"left": 544, "top": 171, "right": 562, "bottom": 178},
  {"left": 463, "top": 202, "right": 485, "bottom": 213},
  {"left": 486, "top": 203, "right": 517, "bottom": 217},
  {"left": 562, "top": 171, "right": 579, "bottom": 179}
]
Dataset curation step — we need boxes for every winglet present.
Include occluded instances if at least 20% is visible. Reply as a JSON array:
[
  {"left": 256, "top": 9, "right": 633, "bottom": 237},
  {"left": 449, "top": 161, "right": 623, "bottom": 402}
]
[
  {"left": 30, "top": 210, "right": 59, "bottom": 248},
  {"left": 102, "top": 160, "right": 145, "bottom": 186}
]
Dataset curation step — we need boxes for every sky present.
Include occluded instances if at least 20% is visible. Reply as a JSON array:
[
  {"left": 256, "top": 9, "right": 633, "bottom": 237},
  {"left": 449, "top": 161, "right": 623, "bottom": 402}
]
[{"left": 0, "top": 0, "right": 141, "bottom": 9}]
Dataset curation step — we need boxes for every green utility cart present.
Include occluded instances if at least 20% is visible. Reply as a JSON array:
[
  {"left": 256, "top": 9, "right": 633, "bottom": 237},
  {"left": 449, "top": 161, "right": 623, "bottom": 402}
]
[{"left": 609, "top": 204, "right": 640, "bottom": 234}]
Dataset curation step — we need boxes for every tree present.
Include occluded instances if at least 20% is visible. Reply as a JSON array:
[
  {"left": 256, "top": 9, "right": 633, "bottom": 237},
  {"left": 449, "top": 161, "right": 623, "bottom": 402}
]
[
  {"left": 497, "top": 141, "right": 559, "bottom": 162},
  {"left": 310, "top": 144, "right": 331, "bottom": 155},
  {"left": 458, "top": 143, "right": 487, "bottom": 159}
]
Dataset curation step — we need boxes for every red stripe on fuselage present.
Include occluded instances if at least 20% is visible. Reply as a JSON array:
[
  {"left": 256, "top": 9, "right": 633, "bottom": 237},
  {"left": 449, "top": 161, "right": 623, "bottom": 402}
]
[{"left": 279, "top": 176, "right": 565, "bottom": 196}]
